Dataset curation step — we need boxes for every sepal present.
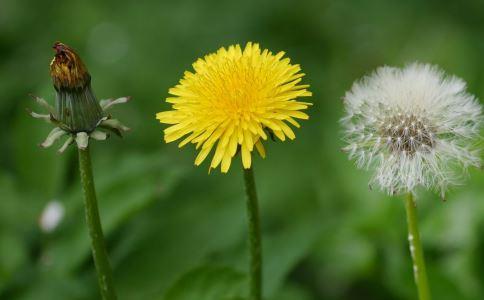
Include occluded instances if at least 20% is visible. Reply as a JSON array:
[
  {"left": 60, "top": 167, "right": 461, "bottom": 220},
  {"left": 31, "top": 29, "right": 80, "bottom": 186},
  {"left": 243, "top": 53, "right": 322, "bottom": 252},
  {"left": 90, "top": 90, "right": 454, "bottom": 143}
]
[
  {"left": 75, "top": 132, "right": 89, "bottom": 150},
  {"left": 40, "top": 128, "right": 67, "bottom": 148},
  {"left": 100, "top": 96, "right": 131, "bottom": 110},
  {"left": 28, "top": 93, "right": 131, "bottom": 152}
]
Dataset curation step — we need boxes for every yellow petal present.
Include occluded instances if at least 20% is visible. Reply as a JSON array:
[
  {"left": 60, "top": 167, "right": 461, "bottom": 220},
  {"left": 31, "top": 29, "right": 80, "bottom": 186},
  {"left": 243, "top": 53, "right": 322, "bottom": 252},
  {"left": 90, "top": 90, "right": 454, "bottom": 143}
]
[
  {"left": 241, "top": 145, "right": 251, "bottom": 169},
  {"left": 228, "top": 132, "right": 239, "bottom": 156},
  {"left": 243, "top": 129, "right": 254, "bottom": 151},
  {"left": 195, "top": 146, "right": 212, "bottom": 166},
  {"left": 210, "top": 141, "right": 226, "bottom": 169},
  {"left": 275, "top": 120, "right": 296, "bottom": 140},
  {"left": 273, "top": 129, "right": 285, "bottom": 141},
  {"left": 255, "top": 140, "right": 266, "bottom": 158},
  {"left": 221, "top": 149, "right": 232, "bottom": 173}
]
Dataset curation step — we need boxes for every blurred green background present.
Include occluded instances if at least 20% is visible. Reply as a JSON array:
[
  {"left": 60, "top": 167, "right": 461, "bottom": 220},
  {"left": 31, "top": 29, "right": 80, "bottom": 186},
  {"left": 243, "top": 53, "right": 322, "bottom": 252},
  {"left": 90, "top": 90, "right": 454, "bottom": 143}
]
[{"left": 1, "top": 0, "right": 484, "bottom": 299}]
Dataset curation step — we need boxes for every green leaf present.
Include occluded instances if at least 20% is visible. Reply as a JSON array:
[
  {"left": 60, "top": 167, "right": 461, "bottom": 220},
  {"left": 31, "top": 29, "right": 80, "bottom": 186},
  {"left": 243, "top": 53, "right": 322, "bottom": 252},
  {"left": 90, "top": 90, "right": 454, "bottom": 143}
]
[
  {"left": 41, "top": 151, "right": 186, "bottom": 274},
  {"left": 113, "top": 175, "right": 247, "bottom": 299},
  {"left": 11, "top": 99, "right": 66, "bottom": 198},
  {"left": 269, "top": 283, "right": 314, "bottom": 300},
  {"left": 14, "top": 274, "right": 94, "bottom": 300},
  {"left": 0, "top": 233, "right": 28, "bottom": 293},
  {"left": 262, "top": 218, "right": 322, "bottom": 296},
  {"left": 0, "top": 174, "right": 30, "bottom": 294},
  {"left": 163, "top": 265, "right": 247, "bottom": 300}
]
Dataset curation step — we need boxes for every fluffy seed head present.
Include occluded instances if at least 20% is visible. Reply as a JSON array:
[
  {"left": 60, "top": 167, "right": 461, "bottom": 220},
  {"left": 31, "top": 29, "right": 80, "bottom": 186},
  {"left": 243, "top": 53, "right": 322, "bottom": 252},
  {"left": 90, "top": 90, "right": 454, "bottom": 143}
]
[
  {"left": 157, "top": 42, "right": 312, "bottom": 173},
  {"left": 342, "top": 63, "right": 482, "bottom": 197}
]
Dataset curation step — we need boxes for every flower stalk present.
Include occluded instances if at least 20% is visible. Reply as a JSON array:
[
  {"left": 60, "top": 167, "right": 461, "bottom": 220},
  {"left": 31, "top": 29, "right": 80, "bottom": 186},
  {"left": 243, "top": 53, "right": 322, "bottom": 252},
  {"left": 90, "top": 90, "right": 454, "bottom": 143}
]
[
  {"left": 79, "top": 146, "right": 117, "bottom": 300},
  {"left": 404, "top": 193, "right": 431, "bottom": 300},
  {"left": 243, "top": 167, "right": 262, "bottom": 300}
]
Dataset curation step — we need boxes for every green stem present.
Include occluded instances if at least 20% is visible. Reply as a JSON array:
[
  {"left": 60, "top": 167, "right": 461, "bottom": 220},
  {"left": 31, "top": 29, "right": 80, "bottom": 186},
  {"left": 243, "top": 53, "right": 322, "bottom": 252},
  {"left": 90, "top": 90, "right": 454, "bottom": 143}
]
[
  {"left": 243, "top": 167, "right": 262, "bottom": 300},
  {"left": 78, "top": 146, "right": 117, "bottom": 300},
  {"left": 404, "top": 193, "right": 431, "bottom": 300}
]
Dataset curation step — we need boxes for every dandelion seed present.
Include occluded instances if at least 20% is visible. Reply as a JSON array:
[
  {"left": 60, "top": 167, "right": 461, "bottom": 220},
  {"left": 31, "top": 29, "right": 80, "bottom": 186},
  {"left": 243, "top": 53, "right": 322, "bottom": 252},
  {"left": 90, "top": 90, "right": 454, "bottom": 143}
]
[{"left": 342, "top": 63, "right": 482, "bottom": 197}]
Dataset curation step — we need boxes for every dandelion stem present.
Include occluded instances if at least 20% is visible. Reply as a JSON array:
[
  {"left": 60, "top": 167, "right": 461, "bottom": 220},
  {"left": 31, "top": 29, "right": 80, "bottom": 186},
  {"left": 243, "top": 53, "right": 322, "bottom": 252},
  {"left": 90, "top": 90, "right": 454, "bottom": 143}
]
[
  {"left": 404, "top": 192, "right": 431, "bottom": 300},
  {"left": 78, "top": 146, "right": 117, "bottom": 300},
  {"left": 243, "top": 167, "right": 262, "bottom": 300}
]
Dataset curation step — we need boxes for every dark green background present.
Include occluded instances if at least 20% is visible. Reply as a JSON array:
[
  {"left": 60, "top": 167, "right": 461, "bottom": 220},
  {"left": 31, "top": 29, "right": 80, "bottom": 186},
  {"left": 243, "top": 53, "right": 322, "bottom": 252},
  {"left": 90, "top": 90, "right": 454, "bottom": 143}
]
[{"left": 1, "top": 0, "right": 484, "bottom": 299}]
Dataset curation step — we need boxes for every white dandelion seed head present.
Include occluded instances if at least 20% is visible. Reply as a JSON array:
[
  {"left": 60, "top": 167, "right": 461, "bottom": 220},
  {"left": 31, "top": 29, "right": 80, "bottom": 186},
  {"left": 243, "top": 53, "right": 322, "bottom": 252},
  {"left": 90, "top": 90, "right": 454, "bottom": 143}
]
[{"left": 342, "top": 63, "right": 482, "bottom": 197}]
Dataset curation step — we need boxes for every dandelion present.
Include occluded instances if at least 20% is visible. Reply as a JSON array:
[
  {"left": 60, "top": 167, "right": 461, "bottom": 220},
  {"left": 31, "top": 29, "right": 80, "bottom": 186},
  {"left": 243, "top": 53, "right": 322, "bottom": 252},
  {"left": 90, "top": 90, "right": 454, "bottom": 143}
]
[
  {"left": 157, "top": 42, "right": 311, "bottom": 300},
  {"left": 342, "top": 63, "right": 481, "bottom": 197},
  {"left": 30, "top": 42, "right": 131, "bottom": 300},
  {"left": 342, "top": 63, "right": 482, "bottom": 300},
  {"left": 30, "top": 42, "right": 131, "bottom": 152},
  {"left": 156, "top": 42, "right": 311, "bottom": 173}
]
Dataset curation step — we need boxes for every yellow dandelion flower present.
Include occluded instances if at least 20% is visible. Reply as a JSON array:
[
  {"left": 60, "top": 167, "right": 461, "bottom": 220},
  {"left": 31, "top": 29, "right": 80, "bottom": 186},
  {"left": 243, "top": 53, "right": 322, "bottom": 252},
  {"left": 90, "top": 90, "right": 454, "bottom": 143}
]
[{"left": 156, "top": 42, "right": 312, "bottom": 173}]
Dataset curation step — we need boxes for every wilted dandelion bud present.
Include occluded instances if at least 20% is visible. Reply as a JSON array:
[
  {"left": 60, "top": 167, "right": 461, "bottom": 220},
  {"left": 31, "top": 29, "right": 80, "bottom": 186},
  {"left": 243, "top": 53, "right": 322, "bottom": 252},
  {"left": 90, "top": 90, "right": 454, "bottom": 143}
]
[
  {"left": 29, "top": 42, "right": 131, "bottom": 152},
  {"left": 50, "top": 42, "right": 104, "bottom": 133},
  {"left": 342, "top": 63, "right": 482, "bottom": 197}
]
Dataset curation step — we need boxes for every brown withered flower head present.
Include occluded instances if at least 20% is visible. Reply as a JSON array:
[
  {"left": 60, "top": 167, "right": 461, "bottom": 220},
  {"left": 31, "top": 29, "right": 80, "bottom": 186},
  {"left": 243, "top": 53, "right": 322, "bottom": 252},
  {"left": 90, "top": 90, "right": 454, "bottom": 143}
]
[
  {"left": 29, "top": 42, "right": 131, "bottom": 152},
  {"left": 50, "top": 42, "right": 91, "bottom": 91}
]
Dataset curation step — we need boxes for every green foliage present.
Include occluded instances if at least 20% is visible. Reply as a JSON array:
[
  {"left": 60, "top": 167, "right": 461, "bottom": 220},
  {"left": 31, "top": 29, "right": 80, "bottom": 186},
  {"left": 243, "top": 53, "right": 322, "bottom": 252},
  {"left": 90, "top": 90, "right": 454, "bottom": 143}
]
[
  {"left": 163, "top": 266, "right": 247, "bottom": 300},
  {"left": 1, "top": 0, "right": 484, "bottom": 299}
]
